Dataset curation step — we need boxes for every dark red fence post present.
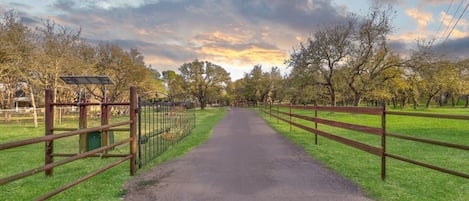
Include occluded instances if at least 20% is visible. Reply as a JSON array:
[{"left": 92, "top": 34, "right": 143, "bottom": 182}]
[
  {"left": 277, "top": 104, "right": 279, "bottom": 124},
  {"left": 381, "top": 102, "right": 387, "bottom": 180},
  {"left": 289, "top": 103, "right": 292, "bottom": 132},
  {"left": 79, "top": 95, "right": 88, "bottom": 153},
  {"left": 314, "top": 103, "right": 318, "bottom": 145},
  {"left": 129, "top": 86, "right": 138, "bottom": 176},
  {"left": 101, "top": 97, "right": 109, "bottom": 153},
  {"left": 269, "top": 104, "right": 272, "bottom": 120},
  {"left": 45, "top": 89, "right": 54, "bottom": 176}
]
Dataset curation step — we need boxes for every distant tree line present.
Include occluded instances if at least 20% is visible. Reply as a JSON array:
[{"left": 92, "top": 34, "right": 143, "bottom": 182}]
[
  {"left": 230, "top": 6, "right": 469, "bottom": 109},
  {"left": 145, "top": 5, "right": 469, "bottom": 110}
]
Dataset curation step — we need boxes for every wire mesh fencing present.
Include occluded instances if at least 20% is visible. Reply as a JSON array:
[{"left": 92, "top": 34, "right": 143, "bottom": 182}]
[{"left": 137, "top": 100, "right": 196, "bottom": 168}]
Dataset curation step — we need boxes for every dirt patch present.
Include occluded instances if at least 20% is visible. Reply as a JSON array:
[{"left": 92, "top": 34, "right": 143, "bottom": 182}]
[{"left": 123, "top": 165, "right": 175, "bottom": 200}]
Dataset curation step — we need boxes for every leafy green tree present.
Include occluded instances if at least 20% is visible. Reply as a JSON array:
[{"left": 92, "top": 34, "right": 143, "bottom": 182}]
[
  {"left": 285, "top": 60, "right": 322, "bottom": 104},
  {"left": 229, "top": 78, "right": 251, "bottom": 106},
  {"left": 162, "top": 70, "right": 186, "bottom": 102},
  {"left": 408, "top": 41, "right": 460, "bottom": 108},
  {"left": 385, "top": 68, "right": 413, "bottom": 109},
  {"left": 268, "top": 67, "right": 284, "bottom": 104},
  {"left": 179, "top": 60, "right": 231, "bottom": 109},
  {"left": 457, "top": 59, "right": 469, "bottom": 107},
  {"left": 247, "top": 65, "right": 270, "bottom": 104},
  {"left": 412, "top": 60, "right": 456, "bottom": 108},
  {"left": 242, "top": 65, "right": 284, "bottom": 105},
  {"left": 87, "top": 43, "right": 165, "bottom": 102}
]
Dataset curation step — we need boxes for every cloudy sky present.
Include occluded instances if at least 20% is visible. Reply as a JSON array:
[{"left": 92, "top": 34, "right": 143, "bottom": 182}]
[{"left": 1, "top": 0, "right": 468, "bottom": 80}]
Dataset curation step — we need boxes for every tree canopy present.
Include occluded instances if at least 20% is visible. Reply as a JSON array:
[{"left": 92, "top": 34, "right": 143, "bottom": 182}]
[
  {"left": 3, "top": 6, "right": 469, "bottom": 112},
  {"left": 178, "top": 60, "right": 231, "bottom": 109}
]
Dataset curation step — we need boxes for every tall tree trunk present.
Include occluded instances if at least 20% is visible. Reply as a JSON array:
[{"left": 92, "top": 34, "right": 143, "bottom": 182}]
[
  {"left": 4, "top": 111, "right": 10, "bottom": 123},
  {"left": 5, "top": 89, "right": 14, "bottom": 123},
  {"left": 465, "top": 95, "right": 469, "bottom": 108},
  {"left": 53, "top": 59, "right": 60, "bottom": 123},
  {"left": 329, "top": 87, "right": 336, "bottom": 107},
  {"left": 451, "top": 95, "right": 456, "bottom": 107},
  {"left": 28, "top": 84, "right": 38, "bottom": 128},
  {"left": 199, "top": 97, "right": 206, "bottom": 110},
  {"left": 425, "top": 94, "right": 434, "bottom": 108},
  {"left": 437, "top": 96, "right": 443, "bottom": 107},
  {"left": 401, "top": 97, "right": 406, "bottom": 109},
  {"left": 353, "top": 92, "right": 361, "bottom": 107}
]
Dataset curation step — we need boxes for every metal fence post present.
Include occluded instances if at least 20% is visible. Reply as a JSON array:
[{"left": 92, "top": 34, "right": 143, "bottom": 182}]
[
  {"left": 45, "top": 89, "right": 54, "bottom": 176},
  {"left": 137, "top": 97, "right": 142, "bottom": 168},
  {"left": 129, "top": 86, "right": 138, "bottom": 176}
]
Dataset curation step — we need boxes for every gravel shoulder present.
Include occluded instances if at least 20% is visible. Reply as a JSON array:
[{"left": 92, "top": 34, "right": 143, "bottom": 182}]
[{"left": 123, "top": 108, "right": 372, "bottom": 201}]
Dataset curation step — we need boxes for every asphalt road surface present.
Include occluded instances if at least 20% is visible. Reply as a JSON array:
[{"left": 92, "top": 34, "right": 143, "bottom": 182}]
[{"left": 124, "top": 108, "right": 372, "bottom": 201}]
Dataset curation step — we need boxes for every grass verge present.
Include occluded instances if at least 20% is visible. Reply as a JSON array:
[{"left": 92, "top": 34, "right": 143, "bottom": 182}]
[
  {"left": 0, "top": 108, "right": 226, "bottom": 201},
  {"left": 257, "top": 107, "right": 469, "bottom": 201}
]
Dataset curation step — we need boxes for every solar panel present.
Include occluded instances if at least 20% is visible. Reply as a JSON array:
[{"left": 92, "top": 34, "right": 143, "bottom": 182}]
[{"left": 60, "top": 76, "right": 114, "bottom": 85}]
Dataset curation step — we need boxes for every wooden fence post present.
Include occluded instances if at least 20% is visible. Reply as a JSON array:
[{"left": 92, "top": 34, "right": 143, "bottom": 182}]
[
  {"left": 269, "top": 104, "right": 272, "bottom": 120},
  {"left": 129, "top": 86, "right": 138, "bottom": 176},
  {"left": 289, "top": 103, "right": 292, "bottom": 132},
  {"left": 277, "top": 104, "right": 279, "bottom": 124},
  {"left": 45, "top": 89, "right": 54, "bottom": 176},
  {"left": 381, "top": 102, "right": 387, "bottom": 180},
  {"left": 101, "top": 97, "right": 109, "bottom": 154},
  {"left": 314, "top": 103, "right": 318, "bottom": 145},
  {"left": 78, "top": 95, "right": 88, "bottom": 153}
]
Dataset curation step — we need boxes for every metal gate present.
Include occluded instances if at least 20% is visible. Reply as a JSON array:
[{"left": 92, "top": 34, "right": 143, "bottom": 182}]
[{"left": 137, "top": 100, "right": 196, "bottom": 168}]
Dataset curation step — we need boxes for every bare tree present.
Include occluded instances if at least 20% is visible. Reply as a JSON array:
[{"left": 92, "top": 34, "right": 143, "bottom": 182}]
[
  {"left": 288, "top": 20, "right": 353, "bottom": 106},
  {"left": 345, "top": 7, "right": 404, "bottom": 106},
  {"left": 0, "top": 11, "right": 36, "bottom": 124}
]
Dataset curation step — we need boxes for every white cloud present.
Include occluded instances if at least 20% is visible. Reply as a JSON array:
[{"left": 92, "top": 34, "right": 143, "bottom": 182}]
[
  {"left": 75, "top": 0, "right": 161, "bottom": 10},
  {"left": 390, "top": 8, "right": 435, "bottom": 42},
  {"left": 406, "top": 8, "right": 433, "bottom": 29},
  {"left": 11, "top": 0, "right": 462, "bottom": 78},
  {"left": 435, "top": 11, "right": 469, "bottom": 41}
]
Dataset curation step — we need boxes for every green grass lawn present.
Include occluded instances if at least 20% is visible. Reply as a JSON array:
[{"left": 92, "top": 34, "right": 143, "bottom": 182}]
[
  {"left": 259, "top": 106, "right": 469, "bottom": 201},
  {"left": 0, "top": 108, "right": 226, "bottom": 201}
]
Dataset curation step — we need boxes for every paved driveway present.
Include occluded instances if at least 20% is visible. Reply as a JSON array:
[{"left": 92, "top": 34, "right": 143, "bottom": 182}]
[{"left": 124, "top": 108, "right": 372, "bottom": 201}]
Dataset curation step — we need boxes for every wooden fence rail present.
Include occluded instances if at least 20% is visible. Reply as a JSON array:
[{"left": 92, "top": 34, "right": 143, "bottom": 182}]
[
  {"left": 0, "top": 87, "right": 138, "bottom": 200},
  {"left": 261, "top": 103, "right": 469, "bottom": 180}
]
